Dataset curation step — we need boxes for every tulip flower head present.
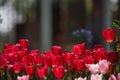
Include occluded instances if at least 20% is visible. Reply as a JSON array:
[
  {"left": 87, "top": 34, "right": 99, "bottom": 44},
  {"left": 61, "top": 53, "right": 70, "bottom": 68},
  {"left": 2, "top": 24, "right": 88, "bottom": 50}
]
[
  {"left": 37, "top": 67, "right": 48, "bottom": 79},
  {"left": 98, "top": 59, "right": 111, "bottom": 74},
  {"left": 25, "top": 65, "right": 34, "bottom": 76},
  {"left": 117, "top": 73, "right": 120, "bottom": 80},
  {"left": 19, "top": 39, "right": 29, "bottom": 49},
  {"left": 0, "top": 55, "right": 7, "bottom": 69},
  {"left": 91, "top": 74, "right": 103, "bottom": 80},
  {"left": 72, "top": 43, "right": 86, "bottom": 55},
  {"left": 74, "top": 77, "right": 87, "bottom": 80},
  {"left": 74, "top": 59, "right": 84, "bottom": 72},
  {"left": 102, "top": 28, "right": 116, "bottom": 43},
  {"left": 17, "top": 75, "right": 29, "bottom": 80},
  {"left": 109, "top": 74, "right": 117, "bottom": 80},
  {"left": 13, "top": 62, "right": 23, "bottom": 74},
  {"left": 52, "top": 66, "right": 65, "bottom": 79},
  {"left": 87, "top": 64, "right": 100, "bottom": 74}
]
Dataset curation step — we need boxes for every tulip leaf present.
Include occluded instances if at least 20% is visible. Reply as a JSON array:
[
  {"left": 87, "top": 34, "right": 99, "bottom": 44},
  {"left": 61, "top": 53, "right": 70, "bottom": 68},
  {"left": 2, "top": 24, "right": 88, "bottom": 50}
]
[{"left": 112, "top": 19, "right": 120, "bottom": 29}]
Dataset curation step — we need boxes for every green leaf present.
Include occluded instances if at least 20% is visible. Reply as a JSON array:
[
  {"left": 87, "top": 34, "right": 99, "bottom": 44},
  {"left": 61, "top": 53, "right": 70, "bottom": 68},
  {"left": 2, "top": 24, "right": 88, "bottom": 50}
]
[{"left": 112, "top": 19, "right": 120, "bottom": 29}]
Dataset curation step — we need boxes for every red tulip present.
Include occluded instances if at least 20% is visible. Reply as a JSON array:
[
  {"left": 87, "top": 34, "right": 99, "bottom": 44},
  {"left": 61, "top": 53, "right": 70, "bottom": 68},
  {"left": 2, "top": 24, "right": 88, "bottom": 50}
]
[
  {"left": 94, "top": 44, "right": 103, "bottom": 50},
  {"left": 19, "top": 39, "right": 29, "bottom": 49},
  {"left": 17, "top": 50, "right": 27, "bottom": 62},
  {"left": 9, "top": 45, "right": 20, "bottom": 52},
  {"left": 4, "top": 53, "right": 17, "bottom": 64},
  {"left": 102, "top": 28, "right": 116, "bottom": 43},
  {"left": 4, "top": 43, "right": 12, "bottom": 49},
  {"left": 36, "top": 55, "right": 44, "bottom": 66},
  {"left": 2, "top": 49, "right": 10, "bottom": 55},
  {"left": 37, "top": 67, "right": 48, "bottom": 79},
  {"left": 25, "top": 65, "right": 34, "bottom": 76},
  {"left": 84, "top": 50, "right": 93, "bottom": 56},
  {"left": 43, "top": 55, "right": 51, "bottom": 67},
  {"left": 7, "top": 65, "right": 14, "bottom": 72},
  {"left": 13, "top": 62, "right": 23, "bottom": 74},
  {"left": 72, "top": 43, "right": 85, "bottom": 55},
  {"left": 107, "top": 51, "right": 119, "bottom": 64},
  {"left": 84, "top": 55, "right": 95, "bottom": 64},
  {"left": 0, "top": 55, "right": 7, "bottom": 69},
  {"left": 94, "top": 48, "right": 108, "bottom": 62},
  {"left": 33, "top": 54, "right": 43, "bottom": 66},
  {"left": 29, "top": 50, "right": 43, "bottom": 66},
  {"left": 29, "top": 50, "right": 40, "bottom": 55},
  {"left": 64, "top": 52, "right": 74, "bottom": 66},
  {"left": 52, "top": 66, "right": 64, "bottom": 79},
  {"left": 74, "top": 59, "right": 84, "bottom": 71},
  {"left": 51, "top": 55, "right": 62, "bottom": 67},
  {"left": 52, "top": 46, "right": 62, "bottom": 55},
  {"left": 22, "top": 55, "right": 34, "bottom": 66}
]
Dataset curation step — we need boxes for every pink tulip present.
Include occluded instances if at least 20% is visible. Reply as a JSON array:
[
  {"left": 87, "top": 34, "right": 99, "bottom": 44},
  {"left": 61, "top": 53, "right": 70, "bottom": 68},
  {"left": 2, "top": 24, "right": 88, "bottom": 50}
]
[
  {"left": 74, "top": 77, "right": 87, "bottom": 80},
  {"left": 98, "top": 59, "right": 110, "bottom": 74},
  {"left": 91, "top": 74, "right": 102, "bottom": 80},
  {"left": 109, "top": 74, "right": 116, "bottom": 80},
  {"left": 17, "top": 75, "right": 29, "bottom": 80},
  {"left": 87, "top": 64, "right": 100, "bottom": 74},
  {"left": 117, "top": 73, "right": 120, "bottom": 80}
]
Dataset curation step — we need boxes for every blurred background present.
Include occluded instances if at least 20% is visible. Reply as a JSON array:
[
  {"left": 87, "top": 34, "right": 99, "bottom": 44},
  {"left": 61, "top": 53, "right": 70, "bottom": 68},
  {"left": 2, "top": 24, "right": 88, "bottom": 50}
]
[{"left": 0, "top": 0, "right": 120, "bottom": 52}]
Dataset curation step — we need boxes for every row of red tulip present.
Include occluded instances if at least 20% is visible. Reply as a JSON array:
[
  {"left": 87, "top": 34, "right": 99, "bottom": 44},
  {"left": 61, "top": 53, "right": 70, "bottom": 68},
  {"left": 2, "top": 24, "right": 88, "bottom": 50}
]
[{"left": 0, "top": 28, "right": 119, "bottom": 80}]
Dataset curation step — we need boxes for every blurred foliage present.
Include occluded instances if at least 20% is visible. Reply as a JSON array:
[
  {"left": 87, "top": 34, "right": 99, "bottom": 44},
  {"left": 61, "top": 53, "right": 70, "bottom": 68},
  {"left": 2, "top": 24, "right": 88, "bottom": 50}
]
[
  {"left": 112, "top": 19, "right": 120, "bottom": 29},
  {"left": 112, "top": 19, "right": 120, "bottom": 51},
  {"left": 13, "top": 0, "right": 36, "bottom": 14},
  {"left": 13, "top": 0, "right": 37, "bottom": 21}
]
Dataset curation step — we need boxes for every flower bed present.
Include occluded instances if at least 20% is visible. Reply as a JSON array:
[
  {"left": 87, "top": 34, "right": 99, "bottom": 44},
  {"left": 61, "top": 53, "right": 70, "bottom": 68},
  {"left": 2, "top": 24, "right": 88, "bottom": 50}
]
[{"left": 0, "top": 28, "right": 120, "bottom": 80}]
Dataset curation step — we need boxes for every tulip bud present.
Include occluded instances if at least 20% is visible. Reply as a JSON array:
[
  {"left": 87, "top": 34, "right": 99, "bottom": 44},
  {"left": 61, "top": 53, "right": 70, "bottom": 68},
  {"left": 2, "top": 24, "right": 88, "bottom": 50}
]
[
  {"left": 51, "top": 55, "right": 62, "bottom": 67},
  {"left": 25, "top": 65, "right": 34, "bottom": 76},
  {"left": 37, "top": 67, "right": 48, "bottom": 79},
  {"left": 102, "top": 28, "right": 116, "bottom": 43},
  {"left": 19, "top": 39, "right": 29, "bottom": 49},
  {"left": 13, "top": 62, "right": 23, "bottom": 74},
  {"left": 64, "top": 52, "right": 74, "bottom": 66},
  {"left": 52, "top": 66, "right": 65, "bottom": 79},
  {"left": 0, "top": 55, "right": 7, "bottom": 69},
  {"left": 74, "top": 59, "right": 84, "bottom": 72},
  {"left": 72, "top": 43, "right": 85, "bottom": 55},
  {"left": 22, "top": 55, "right": 34, "bottom": 66},
  {"left": 52, "top": 46, "right": 62, "bottom": 55}
]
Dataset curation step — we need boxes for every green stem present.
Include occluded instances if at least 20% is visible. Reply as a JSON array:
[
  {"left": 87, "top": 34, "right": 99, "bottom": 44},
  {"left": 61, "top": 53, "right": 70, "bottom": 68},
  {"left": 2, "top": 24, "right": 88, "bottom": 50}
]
[
  {"left": 109, "top": 43, "right": 112, "bottom": 51},
  {"left": 14, "top": 73, "right": 17, "bottom": 80}
]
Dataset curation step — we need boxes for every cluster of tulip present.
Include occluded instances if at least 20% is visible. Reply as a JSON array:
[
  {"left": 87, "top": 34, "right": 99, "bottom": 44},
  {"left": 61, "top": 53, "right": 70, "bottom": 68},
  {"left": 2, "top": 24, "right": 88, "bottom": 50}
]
[{"left": 0, "top": 28, "right": 120, "bottom": 80}]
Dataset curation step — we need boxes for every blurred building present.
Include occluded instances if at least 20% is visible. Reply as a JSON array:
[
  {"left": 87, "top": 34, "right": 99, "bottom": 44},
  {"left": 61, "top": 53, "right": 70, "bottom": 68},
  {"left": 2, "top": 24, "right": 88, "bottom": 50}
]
[{"left": 0, "top": 0, "right": 120, "bottom": 52}]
